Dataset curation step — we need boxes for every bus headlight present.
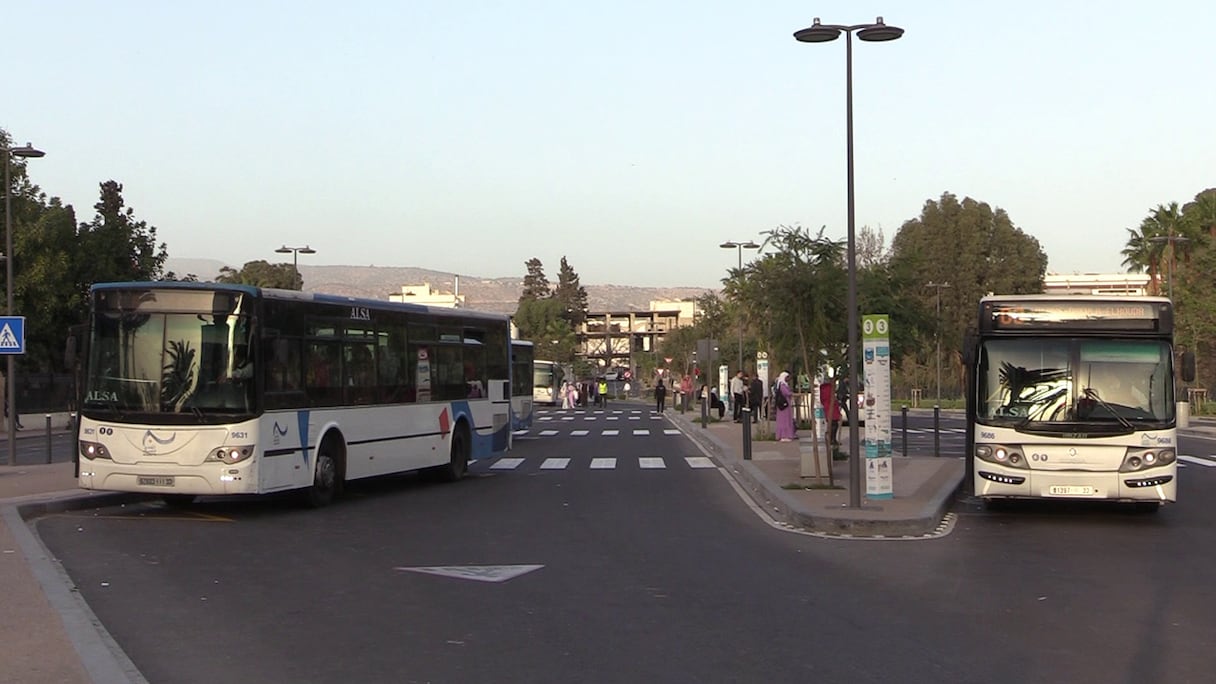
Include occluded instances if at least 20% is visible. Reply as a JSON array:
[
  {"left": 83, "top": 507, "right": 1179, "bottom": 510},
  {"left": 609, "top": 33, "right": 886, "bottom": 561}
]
[
  {"left": 975, "top": 444, "right": 1028, "bottom": 469},
  {"left": 206, "top": 445, "right": 255, "bottom": 465},
  {"left": 79, "top": 440, "right": 111, "bottom": 460},
  {"left": 1120, "top": 448, "right": 1175, "bottom": 472}
]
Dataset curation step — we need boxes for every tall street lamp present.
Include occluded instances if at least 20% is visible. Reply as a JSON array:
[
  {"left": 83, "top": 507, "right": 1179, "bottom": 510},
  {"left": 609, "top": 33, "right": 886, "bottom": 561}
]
[
  {"left": 795, "top": 16, "right": 903, "bottom": 508},
  {"left": 926, "top": 282, "right": 950, "bottom": 404},
  {"left": 1148, "top": 234, "right": 1188, "bottom": 299},
  {"left": 275, "top": 244, "right": 316, "bottom": 287},
  {"left": 720, "top": 239, "right": 760, "bottom": 372},
  {"left": 4, "top": 142, "right": 45, "bottom": 466}
]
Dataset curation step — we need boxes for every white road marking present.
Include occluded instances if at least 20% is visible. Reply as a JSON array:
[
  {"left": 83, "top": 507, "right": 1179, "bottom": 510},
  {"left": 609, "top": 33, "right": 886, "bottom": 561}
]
[
  {"left": 539, "top": 430, "right": 559, "bottom": 436},
  {"left": 590, "top": 458, "right": 616, "bottom": 469},
  {"left": 491, "top": 458, "right": 524, "bottom": 470},
  {"left": 602, "top": 429, "right": 619, "bottom": 436},
  {"left": 540, "top": 458, "right": 570, "bottom": 470},
  {"left": 632, "top": 429, "right": 649, "bottom": 436},
  {"left": 663, "top": 429, "right": 681, "bottom": 435},
  {"left": 639, "top": 457, "right": 666, "bottom": 469},
  {"left": 395, "top": 565, "right": 544, "bottom": 583},
  {"left": 686, "top": 457, "right": 716, "bottom": 469},
  {"left": 571, "top": 430, "right": 589, "bottom": 436},
  {"left": 1179, "top": 455, "right": 1216, "bottom": 467}
]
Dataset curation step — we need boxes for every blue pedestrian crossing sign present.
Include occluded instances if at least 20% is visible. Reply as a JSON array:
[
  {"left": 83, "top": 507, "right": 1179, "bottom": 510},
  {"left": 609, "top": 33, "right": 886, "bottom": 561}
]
[{"left": 0, "top": 317, "right": 26, "bottom": 355}]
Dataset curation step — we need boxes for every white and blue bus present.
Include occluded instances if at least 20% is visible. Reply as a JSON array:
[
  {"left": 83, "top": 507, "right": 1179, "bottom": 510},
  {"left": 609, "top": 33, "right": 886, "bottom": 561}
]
[
  {"left": 75, "top": 282, "right": 513, "bottom": 506},
  {"left": 533, "top": 359, "right": 564, "bottom": 406},
  {"left": 964, "top": 295, "right": 1194, "bottom": 511},
  {"left": 511, "top": 340, "right": 535, "bottom": 431}
]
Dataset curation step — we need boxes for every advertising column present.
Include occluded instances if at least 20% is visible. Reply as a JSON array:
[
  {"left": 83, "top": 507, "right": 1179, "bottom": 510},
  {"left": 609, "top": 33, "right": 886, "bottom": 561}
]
[{"left": 863, "top": 314, "right": 893, "bottom": 499}]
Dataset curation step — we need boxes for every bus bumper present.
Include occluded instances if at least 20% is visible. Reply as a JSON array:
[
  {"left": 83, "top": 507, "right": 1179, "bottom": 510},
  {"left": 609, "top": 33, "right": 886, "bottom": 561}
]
[
  {"left": 975, "top": 465, "right": 1176, "bottom": 503},
  {"left": 79, "top": 460, "right": 259, "bottom": 497}
]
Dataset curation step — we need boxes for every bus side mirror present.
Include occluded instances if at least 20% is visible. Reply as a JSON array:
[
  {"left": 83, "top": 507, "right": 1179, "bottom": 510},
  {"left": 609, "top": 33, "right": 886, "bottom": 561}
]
[{"left": 1181, "top": 351, "right": 1196, "bottom": 383}]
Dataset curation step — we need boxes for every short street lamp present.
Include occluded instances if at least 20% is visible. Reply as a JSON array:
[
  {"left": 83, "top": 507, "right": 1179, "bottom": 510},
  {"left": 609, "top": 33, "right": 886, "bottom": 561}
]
[
  {"left": 4, "top": 142, "right": 46, "bottom": 466},
  {"left": 275, "top": 245, "right": 316, "bottom": 286},
  {"left": 720, "top": 239, "right": 760, "bottom": 372},
  {"left": 795, "top": 17, "right": 903, "bottom": 508},
  {"left": 926, "top": 281, "right": 950, "bottom": 404}
]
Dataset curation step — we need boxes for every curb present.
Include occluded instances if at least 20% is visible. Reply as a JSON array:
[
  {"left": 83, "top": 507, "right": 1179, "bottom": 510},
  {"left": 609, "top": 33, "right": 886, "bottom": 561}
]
[
  {"left": 4, "top": 491, "right": 150, "bottom": 684},
  {"left": 672, "top": 412, "right": 961, "bottom": 537}
]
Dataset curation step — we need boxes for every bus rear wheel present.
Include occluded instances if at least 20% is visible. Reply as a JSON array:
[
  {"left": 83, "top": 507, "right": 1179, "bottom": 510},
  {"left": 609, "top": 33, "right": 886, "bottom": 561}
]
[
  {"left": 304, "top": 444, "right": 340, "bottom": 507},
  {"left": 435, "top": 425, "right": 470, "bottom": 483}
]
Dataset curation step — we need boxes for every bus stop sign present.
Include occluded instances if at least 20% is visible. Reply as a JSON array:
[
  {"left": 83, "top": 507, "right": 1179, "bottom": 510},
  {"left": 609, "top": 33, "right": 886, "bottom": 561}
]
[{"left": 0, "top": 317, "right": 26, "bottom": 355}]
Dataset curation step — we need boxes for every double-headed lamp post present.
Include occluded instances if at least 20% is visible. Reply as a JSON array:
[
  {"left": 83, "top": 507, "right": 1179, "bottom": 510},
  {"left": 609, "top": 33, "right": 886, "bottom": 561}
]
[
  {"left": 720, "top": 240, "right": 760, "bottom": 372},
  {"left": 275, "top": 245, "right": 316, "bottom": 287},
  {"left": 795, "top": 17, "right": 903, "bottom": 509},
  {"left": 4, "top": 142, "right": 46, "bottom": 466},
  {"left": 926, "top": 281, "right": 950, "bottom": 404}
]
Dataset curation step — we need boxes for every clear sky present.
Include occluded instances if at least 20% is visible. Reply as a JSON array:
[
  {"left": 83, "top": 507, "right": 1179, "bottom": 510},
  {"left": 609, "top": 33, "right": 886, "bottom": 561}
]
[{"left": 7, "top": 1, "right": 1214, "bottom": 289}]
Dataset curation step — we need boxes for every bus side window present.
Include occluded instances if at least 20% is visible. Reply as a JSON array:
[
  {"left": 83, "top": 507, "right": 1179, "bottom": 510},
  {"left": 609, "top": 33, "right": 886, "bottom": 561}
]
[{"left": 306, "top": 342, "right": 342, "bottom": 406}]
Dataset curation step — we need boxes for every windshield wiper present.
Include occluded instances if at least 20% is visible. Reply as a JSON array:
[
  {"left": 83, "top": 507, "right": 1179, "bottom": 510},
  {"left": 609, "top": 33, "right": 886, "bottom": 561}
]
[{"left": 1080, "top": 387, "right": 1135, "bottom": 430}]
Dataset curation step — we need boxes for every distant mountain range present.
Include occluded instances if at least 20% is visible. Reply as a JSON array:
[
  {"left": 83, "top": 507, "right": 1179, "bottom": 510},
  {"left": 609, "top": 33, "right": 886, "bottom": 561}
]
[{"left": 165, "top": 258, "right": 713, "bottom": 315}]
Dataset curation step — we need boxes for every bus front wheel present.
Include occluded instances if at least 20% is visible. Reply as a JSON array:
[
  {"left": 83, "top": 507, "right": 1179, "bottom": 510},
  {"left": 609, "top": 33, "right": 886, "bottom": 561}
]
[{"left": 304, "top": 443, "right": 341, "bottom": 507}]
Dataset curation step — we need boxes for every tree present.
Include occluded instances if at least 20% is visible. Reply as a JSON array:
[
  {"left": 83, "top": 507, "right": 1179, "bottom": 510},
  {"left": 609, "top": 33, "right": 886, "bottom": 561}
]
[
  {"left": 519, "top": 258, "right": 551, "bottom": 301},
  {"left": 216, "top": 260, "right": 301, "bottom": 288},
  {"left": 890, "top": 192, "right": 1046, "bottom": 355},
  {"left": 552, "top": 256, "right": 589, "bottom": 326},
  {"left": 514, "top": 297, "right": 566, "bottom": 345}
]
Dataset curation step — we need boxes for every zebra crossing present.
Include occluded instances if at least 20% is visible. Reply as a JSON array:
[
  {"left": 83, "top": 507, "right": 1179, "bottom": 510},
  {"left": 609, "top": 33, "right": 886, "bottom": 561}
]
[{"left": 485, "top": 455, "right": 717, "bottom": 472}]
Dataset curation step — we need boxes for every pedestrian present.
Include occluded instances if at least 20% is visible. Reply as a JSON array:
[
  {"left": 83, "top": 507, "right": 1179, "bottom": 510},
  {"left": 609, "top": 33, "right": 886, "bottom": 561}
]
[
  {"left": 654, "top": 378, "right": 667, "bottom": 412},
  {"left": 560, "top": 381, "right": 573, "bottom": 409},
  {"left": 597, "top": 378, "right": 609, "bottom": 408},
  {"left": 748, "top": 373, "right": 764, "bottom": 424},
  {"left": 730, "top": 370, "right": 746, "bottom": 422},
  {"left": 819, "top": 380, "right": 841, "bottom": 446},
  {"left": 709, "top": 386, "right": 726, "bottom": 419},
  {"left": 680, "top": 374, "right": 693, "bottom": 412},
  {"left": 774, "top": 371, "right": 796, "bottom": 442}
]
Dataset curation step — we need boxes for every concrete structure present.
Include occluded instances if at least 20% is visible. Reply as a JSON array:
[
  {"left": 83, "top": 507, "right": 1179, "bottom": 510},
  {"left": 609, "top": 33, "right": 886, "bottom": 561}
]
[
  {"left": 1043, "top": 272, "right": 1152, "bottom": 296},
  {"left": 389, "top": 281, "right": 464, "bottom": 308},
  {"left": 576, "top": 300, "right": 698, "bottom": 373}
]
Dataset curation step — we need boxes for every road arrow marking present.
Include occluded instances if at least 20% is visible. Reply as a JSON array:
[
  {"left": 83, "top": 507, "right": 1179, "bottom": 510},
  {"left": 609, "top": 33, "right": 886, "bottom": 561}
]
[{"left": 395, "top": 564, "right": 544, "bottom": 583}]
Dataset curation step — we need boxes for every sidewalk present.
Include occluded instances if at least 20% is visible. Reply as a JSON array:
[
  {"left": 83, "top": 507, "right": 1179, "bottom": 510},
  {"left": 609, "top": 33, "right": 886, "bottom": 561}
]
[
  {"left": 668, "top": 407, "right": 966, "bottom": 538},
  {"left": 1, "top": 421, "right": 143, "bottom": 684}
]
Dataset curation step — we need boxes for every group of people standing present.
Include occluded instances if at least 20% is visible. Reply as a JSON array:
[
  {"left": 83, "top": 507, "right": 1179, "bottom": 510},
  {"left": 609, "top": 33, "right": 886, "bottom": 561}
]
[{"left": 558, "top": 378, "right": 614, "bottom": 409}]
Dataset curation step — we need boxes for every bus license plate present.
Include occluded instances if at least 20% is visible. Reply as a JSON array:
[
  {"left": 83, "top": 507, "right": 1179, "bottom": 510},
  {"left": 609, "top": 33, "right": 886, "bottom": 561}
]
[
  {"left": 138, "top": 476, "right": 175, "bottom": 487},
  {"left": 1048, "top": 485, "right": 1094, "bottom": 496}
]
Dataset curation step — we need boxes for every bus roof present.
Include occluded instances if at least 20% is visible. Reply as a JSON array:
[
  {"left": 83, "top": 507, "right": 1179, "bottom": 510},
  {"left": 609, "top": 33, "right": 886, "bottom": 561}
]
[{"left": 90, "top": 281, "right": 510, "bottom": 323}]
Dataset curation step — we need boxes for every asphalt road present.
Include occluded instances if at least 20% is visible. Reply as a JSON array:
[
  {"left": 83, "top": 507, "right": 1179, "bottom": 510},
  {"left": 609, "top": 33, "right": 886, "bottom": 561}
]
[{"left": 32, "top": 407, "right": 1216, "bottom": 683}]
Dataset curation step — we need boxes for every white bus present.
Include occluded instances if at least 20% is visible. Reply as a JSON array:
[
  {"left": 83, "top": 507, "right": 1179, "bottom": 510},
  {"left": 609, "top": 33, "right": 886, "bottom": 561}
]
[
  {"left": 533, "top": 359, "right": 564, "bottom": 406},
  {"left": 75, "top": 282, "right": 513, "bottom": 506},
  {"left": 964, "top": 295, "right": 1194, "bottom": 511},
  {"left": 510, "top": 340, "right": 535, "bottom": 431}
]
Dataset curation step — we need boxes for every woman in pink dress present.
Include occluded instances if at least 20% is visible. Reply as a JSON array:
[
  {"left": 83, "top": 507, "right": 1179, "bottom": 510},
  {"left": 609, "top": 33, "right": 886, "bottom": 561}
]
[{"left": 774, "top": 371, "right": 797, "bottom": 442}]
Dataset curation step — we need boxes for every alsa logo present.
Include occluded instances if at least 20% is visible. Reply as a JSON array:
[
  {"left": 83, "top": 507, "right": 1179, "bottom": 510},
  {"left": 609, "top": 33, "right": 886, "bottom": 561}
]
[
  {"left": 350, "top": 307, "right": 371, "bottom": 321},
  {"left": 86, "top": 390, "right": 118, "bottom": 402},
  {"left": 1140, "top": 434, "right": 1172, "bottom": 447}
]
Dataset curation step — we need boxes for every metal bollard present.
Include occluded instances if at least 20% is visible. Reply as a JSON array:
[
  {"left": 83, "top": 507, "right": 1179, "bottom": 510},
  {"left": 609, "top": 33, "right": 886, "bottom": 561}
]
[
  {"left": 901, "top": 405, "right": 908, "bottom": 457},
  {"left": 742, "top": 407, "right": 752, "bottom": 460},
  {"left": 933, "top": 405, "right": 941, "bottom": 457},
  {"left": 45, "top": 414, "right": 53, "bottom": 464}
]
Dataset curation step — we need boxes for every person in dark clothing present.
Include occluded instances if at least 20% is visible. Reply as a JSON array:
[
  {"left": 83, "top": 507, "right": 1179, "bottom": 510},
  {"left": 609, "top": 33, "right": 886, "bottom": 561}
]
[
  {"left": 654, "top": 379, "right": 667, "bottom": 412},
  {"left": 748, "top": 375, "right": 764, "bottom": 423}
]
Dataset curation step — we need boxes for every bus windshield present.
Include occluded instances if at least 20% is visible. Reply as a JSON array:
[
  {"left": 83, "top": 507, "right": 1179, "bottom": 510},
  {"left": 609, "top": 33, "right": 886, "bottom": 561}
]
[
  {"left": 84, "top": 309, "right": 256, "bottom": 420},
  {"left": 976, "top": 338, "right": 1173, "bottom": 429}
]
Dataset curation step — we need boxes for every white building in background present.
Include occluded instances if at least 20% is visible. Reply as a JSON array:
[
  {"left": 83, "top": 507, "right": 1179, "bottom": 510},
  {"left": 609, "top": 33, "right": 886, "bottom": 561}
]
[
  {"left": 1043, "top": 273, "right": 1151, "bottom": 296},
  {"left": 389, "top": 281, "right": 464, "bottom": 308}
]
